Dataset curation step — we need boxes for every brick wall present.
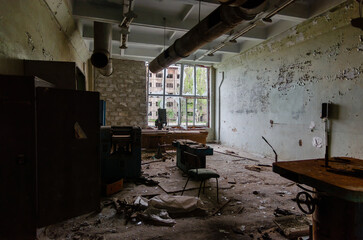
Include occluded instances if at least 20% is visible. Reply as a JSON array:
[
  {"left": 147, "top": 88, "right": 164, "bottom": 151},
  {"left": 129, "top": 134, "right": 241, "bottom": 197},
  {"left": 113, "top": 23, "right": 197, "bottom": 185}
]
[{"left": 95, "top": 59, "right": 147, "bottom": 127}]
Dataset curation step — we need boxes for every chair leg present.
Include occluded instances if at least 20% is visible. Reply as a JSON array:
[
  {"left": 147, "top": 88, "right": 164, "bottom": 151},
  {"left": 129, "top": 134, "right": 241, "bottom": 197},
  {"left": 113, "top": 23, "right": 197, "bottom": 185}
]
[
  {"left": 198, "top": 180, "right": 203, "bottom": 197},
  {"left": 181, "top": 177, "right": 190, "bottom": 196},
  {"left": 216, "top": 178, "right": 219, "bottom": 203},
  {"left": 203, "top": 180, "right": 206, "bottom": 193}
]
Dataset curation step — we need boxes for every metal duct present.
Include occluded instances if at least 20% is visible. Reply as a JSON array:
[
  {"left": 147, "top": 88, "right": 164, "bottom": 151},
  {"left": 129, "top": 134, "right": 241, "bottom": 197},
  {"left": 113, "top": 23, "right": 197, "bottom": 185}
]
[
  {"left": 99, "top": 59, "right": 114, "bottom": 77},
  {"left": 149, "top": 0, "right": 268, "bottom": 73},
  {"left": 91, "top": 22, "right": 112, "bottom": 69}
]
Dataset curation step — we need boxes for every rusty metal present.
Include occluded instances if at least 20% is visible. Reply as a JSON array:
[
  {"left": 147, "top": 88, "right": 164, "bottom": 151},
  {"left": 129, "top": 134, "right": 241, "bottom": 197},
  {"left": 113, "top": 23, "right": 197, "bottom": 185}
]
[
  {"left": 262, "top": 136, "right": 278, "bottom": 162},
  {"left": 149, "top": 0, "right": 268, "bottom": 73},
  {"left": 273, "top": 158, "right": 363, "bottom": 202},
  {"left": 274, "top": 158, "right": 363, "bottom": 239},
  {"left": 91, "top": 22, "right": 112, "bottom": 69},
  {"left": 296, "top": 191, "right": 315, "bottom": 214}
]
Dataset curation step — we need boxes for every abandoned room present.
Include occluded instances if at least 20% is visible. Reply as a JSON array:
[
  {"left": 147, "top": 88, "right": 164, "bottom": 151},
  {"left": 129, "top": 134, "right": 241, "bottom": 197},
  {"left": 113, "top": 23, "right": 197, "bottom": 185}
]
[{"left": 1, "top": 0, "right": 363, "bottom": 239}]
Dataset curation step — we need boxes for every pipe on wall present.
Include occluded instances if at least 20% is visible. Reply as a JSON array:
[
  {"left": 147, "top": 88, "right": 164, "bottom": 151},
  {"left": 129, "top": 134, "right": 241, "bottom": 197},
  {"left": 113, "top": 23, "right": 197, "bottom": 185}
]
[
  {"left": 91, "top": 22, "right": 113, "bottom": 71},
  {"left": 149, "top": 0, "right": 268, "bottom": 73},
  {"left": 218, "top": 72, "right": 225, "bottom": 143}
]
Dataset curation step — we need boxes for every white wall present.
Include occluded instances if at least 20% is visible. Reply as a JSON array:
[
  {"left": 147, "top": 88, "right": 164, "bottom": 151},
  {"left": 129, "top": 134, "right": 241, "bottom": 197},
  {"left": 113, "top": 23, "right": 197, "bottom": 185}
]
[{"left": 215, "top": 2, "right": 363, "bottom": 160}]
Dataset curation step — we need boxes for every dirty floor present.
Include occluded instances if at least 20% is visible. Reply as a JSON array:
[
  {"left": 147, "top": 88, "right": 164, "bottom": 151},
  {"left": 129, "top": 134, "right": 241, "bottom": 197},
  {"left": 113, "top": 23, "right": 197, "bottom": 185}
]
[{"left": 38, "top": 144, "right": 311, "bottom": 240}]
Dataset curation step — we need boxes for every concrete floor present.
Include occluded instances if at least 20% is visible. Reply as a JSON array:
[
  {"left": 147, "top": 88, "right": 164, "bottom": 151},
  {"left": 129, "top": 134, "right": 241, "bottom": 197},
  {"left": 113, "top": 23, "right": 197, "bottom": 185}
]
[{"left": 39, "top": 144, "right": 310, "bottom": 240}]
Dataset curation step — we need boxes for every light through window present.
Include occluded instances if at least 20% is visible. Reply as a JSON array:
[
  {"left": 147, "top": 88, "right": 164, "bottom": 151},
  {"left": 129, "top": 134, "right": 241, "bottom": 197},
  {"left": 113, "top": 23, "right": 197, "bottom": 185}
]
[{"left": 147, "top": 64, "right": 209, "bottom": 127}]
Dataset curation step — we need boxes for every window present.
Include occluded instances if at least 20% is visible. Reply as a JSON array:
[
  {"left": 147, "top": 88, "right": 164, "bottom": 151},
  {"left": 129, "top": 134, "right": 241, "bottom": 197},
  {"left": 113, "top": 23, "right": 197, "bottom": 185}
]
[
  {"left": 149, "top": 73, "right": 152, "bottom": 77},
  {"left": 148, "top": 111, "right": 152, "bottom": 116},
  {"left": 149, "top": 82, "right": 152, "bottom": 87},
  {"left": 149, "top": 102, "right": 152, "bottom": 106},
  {"left": 147, "top": 64, "right": 210, "bottom": 127}
]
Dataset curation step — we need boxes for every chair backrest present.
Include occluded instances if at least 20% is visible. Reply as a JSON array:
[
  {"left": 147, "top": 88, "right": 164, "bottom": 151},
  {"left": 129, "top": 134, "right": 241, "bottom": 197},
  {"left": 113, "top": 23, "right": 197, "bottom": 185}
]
[{"left": 184, "top": 151, "right": 202, "bottom": 172}]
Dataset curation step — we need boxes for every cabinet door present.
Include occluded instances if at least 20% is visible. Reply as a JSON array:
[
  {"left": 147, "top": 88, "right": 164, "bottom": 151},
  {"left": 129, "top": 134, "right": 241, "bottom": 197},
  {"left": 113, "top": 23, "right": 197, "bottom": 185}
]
[
  {"left": 36, "top": 88, "right": 100, "bottom": 227},
  {"left": 0, "top": 78, "right": 36, "bottom": 240}
]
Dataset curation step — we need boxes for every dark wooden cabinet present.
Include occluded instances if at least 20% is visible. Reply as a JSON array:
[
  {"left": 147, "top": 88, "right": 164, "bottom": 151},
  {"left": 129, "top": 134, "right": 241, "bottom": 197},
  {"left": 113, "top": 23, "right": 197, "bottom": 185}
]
[
  {"left": 0, "top": 75, "right": 100, "bottom": 240},
  {"left": 24, "top": 60, "right": 86, "bottom": 90}
]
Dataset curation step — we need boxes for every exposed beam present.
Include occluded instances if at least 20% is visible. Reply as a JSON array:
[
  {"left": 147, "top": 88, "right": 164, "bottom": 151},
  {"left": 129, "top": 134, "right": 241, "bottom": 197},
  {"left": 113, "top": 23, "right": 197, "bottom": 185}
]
[
  {"left": 309, "top": 0, "right": 347, "bottom": 18},
  {"left": 82, "top": 25, "right": 244, "bottom": 54},
  {"left": 180, "top": 4, "right": 194, "bottom": 21},
  {"left": 168, "top": 31, "right": 176, "bottom": 40}
]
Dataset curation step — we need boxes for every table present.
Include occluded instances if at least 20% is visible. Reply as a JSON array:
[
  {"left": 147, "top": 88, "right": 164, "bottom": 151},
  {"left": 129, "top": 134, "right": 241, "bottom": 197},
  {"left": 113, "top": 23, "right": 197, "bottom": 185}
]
[{"left": 273, "top": 157, "right": 363, "bottom": 240}]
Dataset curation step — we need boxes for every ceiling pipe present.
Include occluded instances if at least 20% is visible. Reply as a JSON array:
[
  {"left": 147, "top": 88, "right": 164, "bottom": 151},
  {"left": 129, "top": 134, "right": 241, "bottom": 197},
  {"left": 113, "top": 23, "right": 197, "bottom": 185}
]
[
  {"left": 149, "top": 0, "right": 268, "bottom": 73},
  {"left": 91, "top": 22, "right": 112, "bottom": 69}
]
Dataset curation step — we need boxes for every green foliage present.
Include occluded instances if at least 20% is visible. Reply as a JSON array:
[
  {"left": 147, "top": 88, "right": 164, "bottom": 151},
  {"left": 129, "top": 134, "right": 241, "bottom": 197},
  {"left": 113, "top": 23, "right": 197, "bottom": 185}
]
[
  {"left": 167, "top": 108, "right": 175, "bottom": 119},
  {"left": 183, "top": 67, "right": 194, "bottom": 94},
  {"left": 196, "top": 67, "right": 207, "bottom": 96}
]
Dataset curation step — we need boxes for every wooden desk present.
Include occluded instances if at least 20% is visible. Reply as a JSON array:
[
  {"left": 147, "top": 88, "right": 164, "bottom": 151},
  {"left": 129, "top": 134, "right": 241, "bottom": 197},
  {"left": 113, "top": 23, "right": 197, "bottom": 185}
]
[
  {"left": 273, "top": 157, "right": 363, "bottom": 202},
  {"left": 141, "top": 129, "right": 209, "bottom": 149}
]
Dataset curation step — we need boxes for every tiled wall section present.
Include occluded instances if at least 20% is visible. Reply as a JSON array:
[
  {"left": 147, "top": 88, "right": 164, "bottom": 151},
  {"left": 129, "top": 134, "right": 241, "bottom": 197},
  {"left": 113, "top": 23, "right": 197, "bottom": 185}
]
[{"left": 95, "top": 59, "right": 147, "bottom": 127}]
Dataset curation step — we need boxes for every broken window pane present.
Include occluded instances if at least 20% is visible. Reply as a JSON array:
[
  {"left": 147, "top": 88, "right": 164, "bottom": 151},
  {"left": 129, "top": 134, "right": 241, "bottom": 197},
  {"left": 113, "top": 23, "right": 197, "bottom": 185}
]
[
  {"left": 148, "top": 96, "right": 163, "bottom": 126},
  {"left": 182, "top": 66, "right": 194, "bottom": 95},
  {"left": 196, "top": 66, "right": 208, "bottom": 96},
  {"left": 195, "top": 98, "right": 208, "bottom": 126}
]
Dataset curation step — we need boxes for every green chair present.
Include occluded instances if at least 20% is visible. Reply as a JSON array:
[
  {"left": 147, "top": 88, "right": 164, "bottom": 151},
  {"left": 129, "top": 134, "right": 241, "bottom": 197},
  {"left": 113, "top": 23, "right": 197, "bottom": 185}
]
[{"left": 181, "top": 168, "right": 220, "bottom": 203}]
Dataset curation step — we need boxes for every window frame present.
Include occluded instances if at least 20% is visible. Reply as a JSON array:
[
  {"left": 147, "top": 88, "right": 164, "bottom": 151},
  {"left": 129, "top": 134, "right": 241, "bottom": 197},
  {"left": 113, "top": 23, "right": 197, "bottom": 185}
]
[{"left": 147, "top": 64, "right": 210, "bottom": 127}]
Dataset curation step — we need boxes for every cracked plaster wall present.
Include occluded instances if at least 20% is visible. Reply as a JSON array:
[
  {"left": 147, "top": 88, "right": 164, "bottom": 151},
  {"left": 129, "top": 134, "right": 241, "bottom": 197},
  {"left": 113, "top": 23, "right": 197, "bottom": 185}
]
[
  {"left": 0, "top": 0, "right": 90, "bottom": 87},
  {"left": 215, "top": 2, "right": 363, "bottom": 160}
]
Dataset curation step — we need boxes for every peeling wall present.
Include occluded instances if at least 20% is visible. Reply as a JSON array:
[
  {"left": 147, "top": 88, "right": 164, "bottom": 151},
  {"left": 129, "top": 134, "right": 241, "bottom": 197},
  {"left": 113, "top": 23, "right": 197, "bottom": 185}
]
[
  {"left": 215, "top": 2, "right": 363, "bottom": 160},
  {"left": 95, "top": 59, "right": 147, "bottom": 127},
  {"left": 0, "top": 0, "right": 90, "bottom": 88}
]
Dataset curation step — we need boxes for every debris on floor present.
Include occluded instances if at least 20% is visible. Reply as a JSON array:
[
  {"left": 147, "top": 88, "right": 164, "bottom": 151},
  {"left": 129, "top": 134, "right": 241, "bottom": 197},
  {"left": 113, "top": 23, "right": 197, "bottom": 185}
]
[
  {"left": 274, "top": 215, "right": 312, "bottom": 239},
  {"left": 39, "top": 144, "right": 303, "bottom": 240}
]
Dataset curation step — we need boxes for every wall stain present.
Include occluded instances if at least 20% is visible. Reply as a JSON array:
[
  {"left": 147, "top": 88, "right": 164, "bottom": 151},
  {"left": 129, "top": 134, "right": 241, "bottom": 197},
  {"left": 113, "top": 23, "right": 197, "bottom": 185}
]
[{"left": 25, "top": 32, "right": 35, "bottom": 51}]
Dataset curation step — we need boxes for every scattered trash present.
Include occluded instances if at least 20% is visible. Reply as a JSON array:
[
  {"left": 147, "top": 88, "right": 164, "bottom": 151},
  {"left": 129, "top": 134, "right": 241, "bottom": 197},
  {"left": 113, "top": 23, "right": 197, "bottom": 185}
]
[
  {"left": 212, "top": 199, "right": 232, "bottom": 216},
  {"left": 274, "top": 207, "right": 294, "bottom": 217},
  {"left": 275, "top": 190, "right": 292, "bottom": 196},
  {"left": 148, "top": 195, "right": 203, "bottom": 213},
  {"left": 134, "top": 196, "right": 149, "bottom": 209},
  {"left": 138, "top": 207, "right": 176, "bottom": 226},
  {"left": 274, "top": 215, "right": 312, "bottom": 239},
  {"left": 232, "top": 225, "right": 246, "bottom": 234},
  {"left": 227, "top": 178, "right": 237, "bottom": 184},
  {"left": 219, "top": 229, "right": 230, "bottom": 234},
  {"left": 258, "top": 206, "right": 266, "bottom": 210},
  {"left": 134, "top": 176, "right": 159, "bottom": 186},
  {"left": 245, "top": 165, "right": 262, "bottom": 172}
]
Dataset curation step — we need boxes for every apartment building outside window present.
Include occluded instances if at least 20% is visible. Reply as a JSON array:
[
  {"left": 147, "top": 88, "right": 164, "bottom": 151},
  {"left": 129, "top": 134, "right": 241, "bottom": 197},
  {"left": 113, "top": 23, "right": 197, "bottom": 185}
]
[{"left": 147, "top": 64, "right": 210, "bottom": 127}]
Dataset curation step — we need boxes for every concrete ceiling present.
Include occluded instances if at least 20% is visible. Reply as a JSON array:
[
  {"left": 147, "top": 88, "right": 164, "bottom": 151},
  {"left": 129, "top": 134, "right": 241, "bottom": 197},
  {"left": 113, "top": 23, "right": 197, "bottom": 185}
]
[{"left": 71, "top": 0, "right": 347, "bottom": 66}]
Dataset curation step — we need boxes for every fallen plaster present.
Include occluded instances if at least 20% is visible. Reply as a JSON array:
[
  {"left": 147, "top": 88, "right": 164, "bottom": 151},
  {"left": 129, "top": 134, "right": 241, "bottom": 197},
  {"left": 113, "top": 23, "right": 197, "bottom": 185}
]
[{"left": 39, "top": 145, "right": 306, "bottom": 240}]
